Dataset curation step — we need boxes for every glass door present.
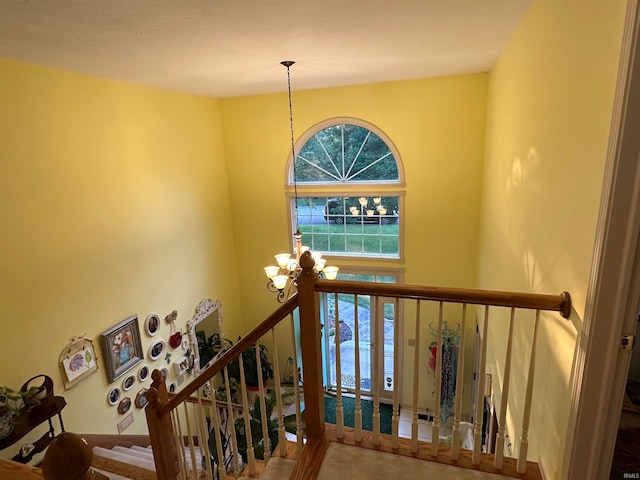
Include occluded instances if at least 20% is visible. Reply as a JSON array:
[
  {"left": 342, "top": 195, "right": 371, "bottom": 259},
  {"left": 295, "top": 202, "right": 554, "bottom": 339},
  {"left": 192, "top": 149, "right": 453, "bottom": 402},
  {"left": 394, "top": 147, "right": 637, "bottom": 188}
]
[{"left": 323, "top": 271, "right": 400, "bottom": 402}]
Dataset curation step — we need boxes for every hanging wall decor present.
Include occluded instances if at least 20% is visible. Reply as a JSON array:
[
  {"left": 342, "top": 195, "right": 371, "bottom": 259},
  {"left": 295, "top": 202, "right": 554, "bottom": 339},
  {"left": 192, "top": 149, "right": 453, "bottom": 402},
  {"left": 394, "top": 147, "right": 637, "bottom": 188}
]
[
  {"left": 58, "top": 335, "right": 99, "bottom": 390},
  {"left": 144, "top": 313, "right": 161, "bottom": 337},
  {"left": 100, "top": 315, "right": 144, "bottom": 382}
]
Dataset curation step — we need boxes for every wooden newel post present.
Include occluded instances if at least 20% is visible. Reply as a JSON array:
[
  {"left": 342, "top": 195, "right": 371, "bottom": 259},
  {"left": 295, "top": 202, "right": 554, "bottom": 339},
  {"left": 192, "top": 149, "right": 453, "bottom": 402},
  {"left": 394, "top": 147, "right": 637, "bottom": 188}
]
[
  {"left": 297, "top": 251, "right": 325, "bottom": 440},
  {"left": 145, "top": 369, "right": 180, "bottom": 480}
]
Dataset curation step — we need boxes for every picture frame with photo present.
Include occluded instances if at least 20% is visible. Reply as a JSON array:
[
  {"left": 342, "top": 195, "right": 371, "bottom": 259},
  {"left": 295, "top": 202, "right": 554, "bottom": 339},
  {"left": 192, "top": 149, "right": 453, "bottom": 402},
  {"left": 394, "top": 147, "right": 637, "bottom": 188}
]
[
  {"left": 101, "top": 315, "right": 144, "bottom": 382},
  {"left": 135, "top": 388, "right": 149, "bottom": 409},
  {"left": 138, "top": 365, "right": 149, "bottom": 382},
  {"left": 148, "top": 339, "right": 166, "bottom": 361},
  {"left": 108, "top": 387, "right": 121, "bottom": 405},
  {"left": 122, "top": 374, "right": 135, "bottom": 391},
  {"left": 144, "top": 313, "right": 160, "bottom": 337}
]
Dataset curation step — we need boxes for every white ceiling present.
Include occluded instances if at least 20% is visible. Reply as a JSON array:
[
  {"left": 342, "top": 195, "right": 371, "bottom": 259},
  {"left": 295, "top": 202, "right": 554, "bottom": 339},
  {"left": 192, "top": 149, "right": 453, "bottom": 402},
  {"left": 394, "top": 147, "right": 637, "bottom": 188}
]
[{"left": 0, "top": 0, "right": 531, "bottom": 98}]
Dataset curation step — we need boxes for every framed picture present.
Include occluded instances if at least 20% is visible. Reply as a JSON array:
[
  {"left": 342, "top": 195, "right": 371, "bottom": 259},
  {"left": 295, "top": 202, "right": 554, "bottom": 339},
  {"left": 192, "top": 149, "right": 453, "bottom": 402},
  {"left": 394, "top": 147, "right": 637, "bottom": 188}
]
[
  {"left": 58, "top": 336, "right": 99, "bottom": 390},
  {"left": 135, "top": 388, "right": 148, "bottom": 409},
  {"left": 101, "top": 315, "right": 144, "bottom": 382},
  {"left": 118, "top": 397, "right": 132, "bottom": 414},
  {"left": 148, "top": 339, "right": 166, "bottom": 361},
  {"left": 122, "top": 374, "right": 135, "bottom": 391},
  {"left": 144, "top": 313, "right": 160, "bottom": 337},
  {"left": 138, "top": 365, "right": 149, "bottom": 382},
  {"left": 108, "top": 387, "right": 121, "bottom": 405}
]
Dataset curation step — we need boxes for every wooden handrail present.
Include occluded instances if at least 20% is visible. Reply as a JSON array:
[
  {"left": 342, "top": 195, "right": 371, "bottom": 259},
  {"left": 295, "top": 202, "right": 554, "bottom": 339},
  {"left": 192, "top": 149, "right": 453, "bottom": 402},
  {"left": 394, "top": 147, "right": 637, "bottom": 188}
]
[
  {"left": 159, "top": 296, "right": 299, "bottom": 417},
  {"left": 314, "top": 279, "right": 572, "bottom": 318}
]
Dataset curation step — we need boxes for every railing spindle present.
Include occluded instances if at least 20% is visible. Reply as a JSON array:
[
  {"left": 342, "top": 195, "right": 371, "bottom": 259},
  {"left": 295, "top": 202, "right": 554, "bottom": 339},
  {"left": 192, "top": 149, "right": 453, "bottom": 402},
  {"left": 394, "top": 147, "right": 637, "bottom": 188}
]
[
  {"left": 195, "top": 391, "right": 214, "bottom": 480},
  {"left": 495, "top": 308, "right": 516, "bottom": 470},
  {"left": 473, "top": 306, "right": 489, "bottom": 465},
  {"left": 411, "top": 300, "right": 422, "bottom": 453},
  {"left": 353, "top": 295, "right": 363, "bottom": 442},
  {"left": 238, "top": 355, "right": 256, "bottom": 475},
  {"left": 452, "top": 303, "right": 467, "bottom": 460},
  {"left": 170, "top": 408, "right": 188, "bottom": 480},
  {"left": 223, "top": 367, "right": 240, "bottom": 476},
  {"left": 431, "top": 301, "right": 444, "bottom": 456},
  {"left": 271, "top": 327, "right": 288, "bottom": 458},
  {"left": 289, "top": 313, "right": 304, "bottom": 456},
  {"left": 210, "top": 388, "right": 227, "bottom": 479},
  {"left": 334, "top": 293, "right": 345, "bottom": 439},
  {"left": 181, "top": 402, "right": 198, "bottom": 478},
  {"left": 391, "top": 297, "right": 400, "bottom": 450},
  {"left": 517, "top": 310, "right": 540, "bottom": 474},
  {"left": 372, "top": 296, "right": 380, "bottom": 446},
  {"left": 255, "top": 341, "right": 271, "bottom": 462}
]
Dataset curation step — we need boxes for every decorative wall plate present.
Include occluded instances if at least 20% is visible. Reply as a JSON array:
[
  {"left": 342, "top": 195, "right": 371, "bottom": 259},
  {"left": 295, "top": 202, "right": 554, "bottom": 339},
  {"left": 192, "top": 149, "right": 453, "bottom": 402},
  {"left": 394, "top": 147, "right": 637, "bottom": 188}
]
[
  {"left": 144, "top": 313, "right": 160, "bottom": 337},
  {"left": 168, "top": 382, "right": 176, "bottom": 393},
  {"left": 122, "top": 374, "right": 135, "bottom": 391},
  {"left": 108, "top": 387, "right": 121, "bottom": 405},
  {"left": 159, "top": 367, "right": 169, "bottom": 382},
  {"left": 138, "top": 365, "right": 149, "bottom": 382},
  {"left": 148, "top": 339, "right": 166, "bottom": 361}
]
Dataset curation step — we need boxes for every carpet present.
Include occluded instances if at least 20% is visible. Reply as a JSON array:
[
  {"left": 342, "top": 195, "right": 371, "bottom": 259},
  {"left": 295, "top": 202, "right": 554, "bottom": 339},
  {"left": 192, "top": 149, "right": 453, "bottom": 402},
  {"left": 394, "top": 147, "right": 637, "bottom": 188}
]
[{"left": 324, "top": 396, "right": 393, "bottom": 434}]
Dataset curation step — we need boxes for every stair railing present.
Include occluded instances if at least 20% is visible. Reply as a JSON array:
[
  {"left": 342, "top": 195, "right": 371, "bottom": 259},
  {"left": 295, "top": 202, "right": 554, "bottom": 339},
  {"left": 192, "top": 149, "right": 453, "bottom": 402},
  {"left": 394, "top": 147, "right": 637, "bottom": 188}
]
[
  {"left": 314, "top": 275, "right": 571, "bottom": 476},
  {"left": 145, "top": 251, "right": 571, "bottom": 479}
]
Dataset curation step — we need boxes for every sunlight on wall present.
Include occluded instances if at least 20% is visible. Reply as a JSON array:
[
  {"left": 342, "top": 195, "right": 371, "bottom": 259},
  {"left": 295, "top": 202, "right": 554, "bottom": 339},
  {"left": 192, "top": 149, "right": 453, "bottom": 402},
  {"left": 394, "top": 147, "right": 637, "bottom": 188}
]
[{"left": 478, "top": 0, "right": 626, "bottom": 477}]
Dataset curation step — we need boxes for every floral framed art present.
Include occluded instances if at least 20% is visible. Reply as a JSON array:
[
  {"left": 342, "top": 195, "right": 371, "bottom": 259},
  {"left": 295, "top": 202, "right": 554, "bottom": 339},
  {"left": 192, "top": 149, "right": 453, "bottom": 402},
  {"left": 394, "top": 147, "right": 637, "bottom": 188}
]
[{"left": 101, "top": 315, "right": 144, "bottom": 382}]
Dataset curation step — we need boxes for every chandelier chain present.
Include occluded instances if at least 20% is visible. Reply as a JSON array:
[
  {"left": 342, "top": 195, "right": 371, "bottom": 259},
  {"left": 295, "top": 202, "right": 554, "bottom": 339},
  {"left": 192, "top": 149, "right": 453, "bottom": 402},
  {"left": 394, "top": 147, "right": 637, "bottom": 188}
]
[{"left": 283, "top": 61, "right": 300, "bottom": 233}]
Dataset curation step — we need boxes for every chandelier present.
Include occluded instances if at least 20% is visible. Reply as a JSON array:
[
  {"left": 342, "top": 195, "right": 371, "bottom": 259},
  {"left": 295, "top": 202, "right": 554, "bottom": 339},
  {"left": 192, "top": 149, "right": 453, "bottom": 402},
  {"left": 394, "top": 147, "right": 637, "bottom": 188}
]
[{"left": 263, "top": 61, "right": 339, "bottom": 302}]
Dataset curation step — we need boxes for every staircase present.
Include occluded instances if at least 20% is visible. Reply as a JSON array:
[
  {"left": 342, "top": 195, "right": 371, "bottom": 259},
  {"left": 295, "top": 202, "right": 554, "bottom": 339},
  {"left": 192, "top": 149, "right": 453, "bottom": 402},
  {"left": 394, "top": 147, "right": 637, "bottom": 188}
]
[{"left": 90, "top": 440, "right": 296, "bottom": 480}]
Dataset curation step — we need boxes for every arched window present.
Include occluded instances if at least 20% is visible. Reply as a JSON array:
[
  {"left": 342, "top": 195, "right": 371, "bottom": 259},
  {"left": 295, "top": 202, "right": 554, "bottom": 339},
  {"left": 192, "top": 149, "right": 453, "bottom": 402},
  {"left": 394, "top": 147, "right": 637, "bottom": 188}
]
[{"left": 287, "top": 118, "right": 404, "bottom": 259}]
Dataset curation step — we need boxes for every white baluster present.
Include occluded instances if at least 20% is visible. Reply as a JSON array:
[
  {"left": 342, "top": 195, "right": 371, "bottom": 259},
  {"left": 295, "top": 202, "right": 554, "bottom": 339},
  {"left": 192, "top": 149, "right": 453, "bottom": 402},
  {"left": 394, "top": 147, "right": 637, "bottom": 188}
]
[
  {"left": 334, "top": 293, "right": 345, "bottom": 439},
  {"left": 411, "top": 300, "right": 422, "bottom": 453},
  {"left": 452, "top": 304, "right": 467, "bottom": 460},
  {"left": 255, "top": 342, "right": 271, "bottom": 461},
  {"left": 271, "top": 327, "right": 288, "bottom": 458},
  {"left": 170, "top": 409, "right": 189, "bottom": 480},
  {"left": 223, "top": 367, "right": 240, "bottom": 476},
  {"left": 517, "top": 310, "right": 540, "bottom": 474},
  {"left": 372, "top": 297, "right": 380, "bottom": 446},
  {"left": 239, "top": 355, "right": 256, "bottom": 475},
  {"left": 431, "top": 301, "right": 444, "bottom": 456},
  {"left": 210, "top": 389, "right": 227, "bottom": 479},
  {"left": 182, "top": 402, "right": 199, "bottom": 479},
  {"left": 195, "top": 388, "right": 214, "bottom": 480},
  {"left": 473, "top": 306, "right": 489, "bottom": 465},
  {"left": 494, "top": 308, "right": 516, "bottom": 470},
  {"left": 392, "top": 298, "right": 400, "bottom": 450},
  {"left": 289, "top": 313, "right": 304, "bottom": 456},
  {"left": 354, "top": 296, "right": 363, "bottom": 442}
]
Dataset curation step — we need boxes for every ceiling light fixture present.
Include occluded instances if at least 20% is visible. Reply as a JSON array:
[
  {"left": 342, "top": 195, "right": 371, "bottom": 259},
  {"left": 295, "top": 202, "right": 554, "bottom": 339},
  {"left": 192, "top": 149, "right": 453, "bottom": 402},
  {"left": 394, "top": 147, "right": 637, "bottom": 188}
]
[{"left": 263, "top": 61, "right": 339, "bottom": 302}]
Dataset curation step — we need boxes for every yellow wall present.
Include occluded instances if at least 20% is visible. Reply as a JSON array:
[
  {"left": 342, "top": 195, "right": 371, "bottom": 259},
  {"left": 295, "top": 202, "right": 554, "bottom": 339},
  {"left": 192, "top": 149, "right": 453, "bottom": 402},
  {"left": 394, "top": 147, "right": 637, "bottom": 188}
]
[
  {"left": 221, "top": 74, "right": 488, "bottom": 412},
  {"left": 0, "top": 59, "right": 242, "bottom": 454},
  {"left": 478, "top": 0, "right": 627, "bottom": 477}
]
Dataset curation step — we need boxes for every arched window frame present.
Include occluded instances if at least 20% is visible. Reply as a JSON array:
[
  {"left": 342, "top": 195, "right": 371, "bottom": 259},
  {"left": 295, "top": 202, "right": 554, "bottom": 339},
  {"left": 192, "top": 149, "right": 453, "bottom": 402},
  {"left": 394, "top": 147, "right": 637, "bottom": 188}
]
[{"left": 285, "top": 117, "right": 406, "bottom": 261}]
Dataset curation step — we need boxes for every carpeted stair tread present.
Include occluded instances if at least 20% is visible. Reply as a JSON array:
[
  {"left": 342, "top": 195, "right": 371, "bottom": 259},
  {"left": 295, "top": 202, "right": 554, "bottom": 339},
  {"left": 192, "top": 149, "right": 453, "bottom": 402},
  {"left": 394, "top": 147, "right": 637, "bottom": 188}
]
[
  {"left": 258, "top": 457, "right": 296, "bottom": 480},
  {"left": 92, "top": 445, "right": 156, "bottom": 472},
  {"left": 128, "top": 445, "right": 154, "bottom": 456}
]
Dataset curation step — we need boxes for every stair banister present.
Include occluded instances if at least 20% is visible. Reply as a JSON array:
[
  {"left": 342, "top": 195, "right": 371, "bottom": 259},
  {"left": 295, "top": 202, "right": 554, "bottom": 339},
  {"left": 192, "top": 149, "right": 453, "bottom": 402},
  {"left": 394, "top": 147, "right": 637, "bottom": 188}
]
[{"left": 314, "top": 280, "right": 572, "bottom": 318}]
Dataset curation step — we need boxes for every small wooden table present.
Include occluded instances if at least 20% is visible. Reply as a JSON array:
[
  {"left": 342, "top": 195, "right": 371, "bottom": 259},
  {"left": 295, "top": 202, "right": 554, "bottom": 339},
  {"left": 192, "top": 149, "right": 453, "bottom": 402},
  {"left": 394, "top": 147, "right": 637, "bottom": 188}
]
[{"left": 0, "top": 397, "right": 66, "bottom": 464}]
